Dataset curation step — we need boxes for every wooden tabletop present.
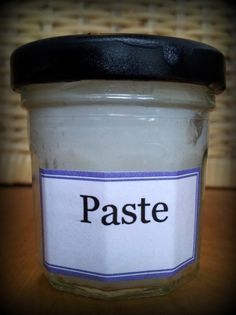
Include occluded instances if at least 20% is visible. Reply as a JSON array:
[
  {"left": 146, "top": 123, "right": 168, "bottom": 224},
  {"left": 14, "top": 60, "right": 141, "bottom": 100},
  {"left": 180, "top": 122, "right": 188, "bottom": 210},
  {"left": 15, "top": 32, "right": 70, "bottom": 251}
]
[{"left": 0, "top": 187, "right": 235, "bottom": 315}]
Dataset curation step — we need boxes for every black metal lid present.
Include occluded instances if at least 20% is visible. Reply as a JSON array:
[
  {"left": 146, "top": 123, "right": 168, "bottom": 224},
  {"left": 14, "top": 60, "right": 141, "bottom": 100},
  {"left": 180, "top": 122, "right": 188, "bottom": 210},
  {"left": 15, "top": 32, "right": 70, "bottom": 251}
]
[{"left": 10, "top": 34, "right": 226, "bottom": 93}]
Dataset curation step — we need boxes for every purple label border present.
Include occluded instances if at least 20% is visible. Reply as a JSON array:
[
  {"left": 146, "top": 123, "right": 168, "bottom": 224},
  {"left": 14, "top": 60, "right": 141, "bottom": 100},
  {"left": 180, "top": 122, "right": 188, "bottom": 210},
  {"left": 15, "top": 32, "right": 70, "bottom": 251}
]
[
  {"left": 40, "top": 167, "right": 199, "bottom": 178},
  {"left": 40, "top": 167, "right": 200, "bottom": 282}
]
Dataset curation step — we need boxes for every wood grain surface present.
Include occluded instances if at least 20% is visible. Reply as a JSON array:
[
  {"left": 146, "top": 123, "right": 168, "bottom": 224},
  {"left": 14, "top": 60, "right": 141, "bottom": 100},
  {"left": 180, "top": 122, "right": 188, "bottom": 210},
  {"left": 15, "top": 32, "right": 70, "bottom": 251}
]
[{"left": 0, "top": 187, "right": 235, "bottom": 315}]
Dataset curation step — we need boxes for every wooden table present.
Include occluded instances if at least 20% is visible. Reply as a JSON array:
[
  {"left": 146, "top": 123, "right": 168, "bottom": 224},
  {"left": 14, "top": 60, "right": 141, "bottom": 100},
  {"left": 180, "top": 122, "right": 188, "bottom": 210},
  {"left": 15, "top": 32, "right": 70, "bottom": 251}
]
[{"left": 0, "top": 187, "right": 235, "bottom": 315}]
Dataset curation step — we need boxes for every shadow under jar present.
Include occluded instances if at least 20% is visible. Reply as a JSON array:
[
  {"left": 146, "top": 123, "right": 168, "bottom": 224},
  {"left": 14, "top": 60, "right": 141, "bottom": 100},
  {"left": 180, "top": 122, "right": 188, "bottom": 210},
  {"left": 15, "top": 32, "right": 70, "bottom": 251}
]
[{"left": 10, "top": 34, "right": 225, "bottom": 299}]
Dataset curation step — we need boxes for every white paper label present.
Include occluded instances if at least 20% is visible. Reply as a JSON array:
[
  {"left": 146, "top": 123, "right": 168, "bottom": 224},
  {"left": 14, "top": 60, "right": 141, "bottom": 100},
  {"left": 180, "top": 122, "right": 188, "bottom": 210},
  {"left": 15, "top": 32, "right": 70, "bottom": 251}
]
[{"left": 40, "top": 168, "right": 200, "bottom": 281}]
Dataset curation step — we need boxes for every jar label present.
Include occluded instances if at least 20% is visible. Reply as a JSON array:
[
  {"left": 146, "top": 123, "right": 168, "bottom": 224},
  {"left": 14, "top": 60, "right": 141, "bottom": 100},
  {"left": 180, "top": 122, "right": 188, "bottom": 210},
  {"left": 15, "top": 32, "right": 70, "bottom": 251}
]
[{"left": 40, "top": 168, "right": 200, "bottom": 281}]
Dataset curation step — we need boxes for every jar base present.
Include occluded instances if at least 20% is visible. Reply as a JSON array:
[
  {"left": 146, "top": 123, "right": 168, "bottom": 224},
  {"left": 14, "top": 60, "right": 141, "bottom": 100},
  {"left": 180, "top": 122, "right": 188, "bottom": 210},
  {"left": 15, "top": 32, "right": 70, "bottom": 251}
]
[
  {"left": 46, "top": 264, "right": 198, "bottom": 300},
  {"left": 48, "top": 278, "right": 173, "bottom": 300}
]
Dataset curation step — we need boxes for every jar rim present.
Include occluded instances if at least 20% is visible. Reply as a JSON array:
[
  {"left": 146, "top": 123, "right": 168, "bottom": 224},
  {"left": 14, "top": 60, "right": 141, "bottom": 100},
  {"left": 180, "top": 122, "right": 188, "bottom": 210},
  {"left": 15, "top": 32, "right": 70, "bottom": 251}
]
[{"left": 21, "top": 80, "right": 215, "bottom": 110}]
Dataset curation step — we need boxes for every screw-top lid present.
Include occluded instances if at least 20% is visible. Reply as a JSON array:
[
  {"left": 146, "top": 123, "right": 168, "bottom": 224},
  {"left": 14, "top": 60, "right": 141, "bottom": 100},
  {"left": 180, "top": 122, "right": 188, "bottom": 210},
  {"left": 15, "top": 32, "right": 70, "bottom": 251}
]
[{"left": 10, "top": 34, "right": 225, "bottom": 93}]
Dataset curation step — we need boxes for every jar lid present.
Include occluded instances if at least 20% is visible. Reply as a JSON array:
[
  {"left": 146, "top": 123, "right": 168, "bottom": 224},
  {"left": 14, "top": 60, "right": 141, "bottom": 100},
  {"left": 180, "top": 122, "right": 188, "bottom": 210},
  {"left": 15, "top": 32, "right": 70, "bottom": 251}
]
[{"left": 10, "top": 34, "right": 225, "bottom": 93}]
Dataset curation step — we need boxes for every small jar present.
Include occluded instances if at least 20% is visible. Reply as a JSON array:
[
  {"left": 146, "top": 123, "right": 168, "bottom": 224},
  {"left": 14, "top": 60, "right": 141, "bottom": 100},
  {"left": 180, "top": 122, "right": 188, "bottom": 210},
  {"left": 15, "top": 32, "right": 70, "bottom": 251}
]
[{"left": 10, "top": 35, "right": 225, "bottom": 299}]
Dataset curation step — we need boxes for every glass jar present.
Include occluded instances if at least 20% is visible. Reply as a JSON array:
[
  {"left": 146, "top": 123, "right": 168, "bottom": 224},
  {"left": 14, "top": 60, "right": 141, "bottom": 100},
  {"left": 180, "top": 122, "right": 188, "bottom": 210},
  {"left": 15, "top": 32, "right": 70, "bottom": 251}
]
[{"left": 10, "top": 35, "right": 225, "bottom": 299}]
